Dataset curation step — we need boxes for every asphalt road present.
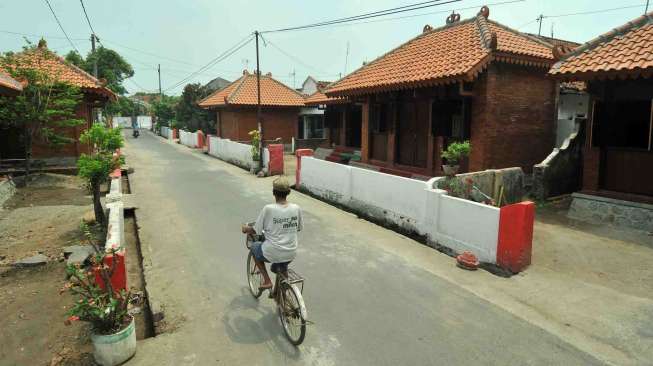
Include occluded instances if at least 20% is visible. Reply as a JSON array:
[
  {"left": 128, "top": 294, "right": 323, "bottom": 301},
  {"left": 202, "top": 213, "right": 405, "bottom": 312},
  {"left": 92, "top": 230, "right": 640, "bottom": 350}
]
[{"left": 126, "top": 131, "right": 605, "bottom": 366}]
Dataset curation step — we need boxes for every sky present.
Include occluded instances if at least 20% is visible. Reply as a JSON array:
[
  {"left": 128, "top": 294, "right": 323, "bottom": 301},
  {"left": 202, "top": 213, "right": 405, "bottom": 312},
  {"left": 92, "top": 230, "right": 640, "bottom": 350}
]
[{"left": 0, "top": 0, "right": 650, "bottom": 95}]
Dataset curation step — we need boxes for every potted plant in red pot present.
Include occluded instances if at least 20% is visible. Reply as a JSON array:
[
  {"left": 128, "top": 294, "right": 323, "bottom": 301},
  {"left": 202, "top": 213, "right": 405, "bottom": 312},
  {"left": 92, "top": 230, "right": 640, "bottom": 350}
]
[
  {"left": 62, "top": 226, "right": 135, "bottom": 366},
  {"left": 441, "top": 140, "right": 471, "bottom": 176}
]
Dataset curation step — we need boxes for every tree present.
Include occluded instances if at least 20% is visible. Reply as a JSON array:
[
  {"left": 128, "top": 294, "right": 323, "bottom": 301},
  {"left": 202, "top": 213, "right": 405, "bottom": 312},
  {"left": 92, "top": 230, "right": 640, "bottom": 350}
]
[
  {"left": 65, "top": 46, "right": 134, "bottom": 95},
  {"left": 152, "top": 95, "right": 179, "bottom": 127},
  {"left": 0, "top": 47, "right": 85, "bottom": 177},
  {"left": 77, "top": 124, "right": 123, "bottom": 224},
  {"left": 175, "top": 83, "right": 212, "bottom": 132}
]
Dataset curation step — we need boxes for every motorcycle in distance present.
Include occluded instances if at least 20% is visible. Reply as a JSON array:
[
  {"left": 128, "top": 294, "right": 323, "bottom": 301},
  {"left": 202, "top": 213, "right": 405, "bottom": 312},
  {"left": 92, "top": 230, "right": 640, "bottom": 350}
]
[{"left": 132, "top": 129, "right": 139, "bottom": 138}]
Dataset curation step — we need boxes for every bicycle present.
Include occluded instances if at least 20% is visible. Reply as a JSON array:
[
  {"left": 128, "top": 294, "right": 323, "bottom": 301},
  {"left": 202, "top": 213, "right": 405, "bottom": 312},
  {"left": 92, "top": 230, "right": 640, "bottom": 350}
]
[{"left": 244, "top": 224, "right": 307, "bottom": 345}]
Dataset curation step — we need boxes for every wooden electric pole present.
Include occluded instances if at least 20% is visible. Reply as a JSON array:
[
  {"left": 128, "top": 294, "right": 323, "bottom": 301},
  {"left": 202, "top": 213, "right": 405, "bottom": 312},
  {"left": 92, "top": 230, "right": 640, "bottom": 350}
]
[
  {"left": 91, "top": 34, "right": 98, "bottom": 78},
  {"left": 158, "top": 64, "right": 162, "bottom": 97},
  {"left": 255, "top": 31, "right": 263, "bottom": 172},
  {"left": 537, "top": 14, "right": 544, "bottom": 36}
]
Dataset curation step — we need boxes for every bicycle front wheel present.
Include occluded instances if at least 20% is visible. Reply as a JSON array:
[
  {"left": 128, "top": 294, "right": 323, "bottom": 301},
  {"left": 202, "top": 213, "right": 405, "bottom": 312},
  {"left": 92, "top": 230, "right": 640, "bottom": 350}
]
[
  {"left": 247, "top": 252, "right": 263, "bottom": 298},
  {"left": 278, "top": 283, "right": 306, "bottom": 345}
]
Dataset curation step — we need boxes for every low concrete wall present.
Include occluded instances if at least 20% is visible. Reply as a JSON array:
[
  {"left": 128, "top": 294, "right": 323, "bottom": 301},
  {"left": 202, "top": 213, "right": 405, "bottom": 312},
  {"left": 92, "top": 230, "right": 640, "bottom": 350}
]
[
  {"left": 160, "top": 127, "right": 171, "bottom": 139},
  {"left": 298, "top": 156, "right": 534, "bottom": 272},
  {"left": 113, "top": 116, "right": 152, "bottom": 129},
  {"left": 434, "top": 167, "right": 525, "bottom": 204},
  {"left": 0, "top": 178, "right": 16, "bottom": 208},
  {"left": 568, "top": 193, "right": 653, "bottom": 232},
  {"left": 179, "top": 130, "right": 199, "bottom": 148},
  {"left": 532, "top": 129, "right": 583, "bottom": 200},
  {"left": 207, "top": 136, "right": 270, "bottom": 172}
]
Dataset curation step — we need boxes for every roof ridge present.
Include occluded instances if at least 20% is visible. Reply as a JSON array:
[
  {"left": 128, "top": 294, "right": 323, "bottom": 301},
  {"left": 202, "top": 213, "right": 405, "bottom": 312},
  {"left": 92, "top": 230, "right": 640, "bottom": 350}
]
[
  {"left": 486, "top": 19, "right": 555, "bottom": 51},
  {"left": 475, "top": 13, "right": 494, "bottom": 49},
  {"left": 198, "top": 75, "right": 243, "bottom": 105},
  {"left": 325, "top": 17, "right": 476, "bottom": 95},
  {"left": 265, "top": 74, "right": 307, "bottom": 99},
  {"left": 557, "top": 11, "right": 653, "bottom": 62},
  {"left": 226, "top": 74, "right": 249, "bottom": 104}
]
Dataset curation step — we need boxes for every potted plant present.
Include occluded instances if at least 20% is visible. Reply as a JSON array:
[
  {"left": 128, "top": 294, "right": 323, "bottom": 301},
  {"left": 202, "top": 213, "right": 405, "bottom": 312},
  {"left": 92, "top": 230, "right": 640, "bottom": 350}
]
[
  {"left": 441, "top": 140, "right": 471, "bottom": 176},
  {"left": 62, "top": 224, "right": 135, "bottom": 366}
]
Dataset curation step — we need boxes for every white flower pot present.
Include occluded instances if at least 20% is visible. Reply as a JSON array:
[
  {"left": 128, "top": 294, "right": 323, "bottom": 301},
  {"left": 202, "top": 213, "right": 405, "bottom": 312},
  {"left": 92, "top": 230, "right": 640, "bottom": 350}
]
[
  {"left": 91, "top": 317, "right": 136, "bottom": 366},
  {"left": 442, "top": 164, "right": 460, "bottom": 176}
]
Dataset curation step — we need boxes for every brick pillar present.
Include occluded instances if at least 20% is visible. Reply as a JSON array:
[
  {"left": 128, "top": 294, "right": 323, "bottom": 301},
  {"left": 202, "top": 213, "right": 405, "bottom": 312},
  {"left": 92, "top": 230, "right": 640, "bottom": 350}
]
[
  {"left": 340, "top": 107, "right": 347, "bottom": 147},
  {"left": 268, "top": 144, "right": 284, "bottom": 176},
  {"left": 361, "top": 100, "right": 370, "bottom": 163},
  {"left": 497, "top": 201, "right": 534, "bottom": 273},
  {"left": 295, "top": 149, "right": 314, "bottom": 187},
  {"left": 387, "top": 102, "right": 397, "bottom": 164}
]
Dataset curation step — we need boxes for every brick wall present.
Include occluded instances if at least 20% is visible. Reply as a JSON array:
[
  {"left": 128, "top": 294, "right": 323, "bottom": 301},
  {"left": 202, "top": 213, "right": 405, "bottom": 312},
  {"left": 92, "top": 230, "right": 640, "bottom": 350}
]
[
  {"left": 471, "top": 63, "right": 556, "bottom": 173},
  {"left": 32, "top": 101, "right": 92, "bottom": 159},
  {"left": 216, "top": 107, "right": 299, "bottom": 143}
]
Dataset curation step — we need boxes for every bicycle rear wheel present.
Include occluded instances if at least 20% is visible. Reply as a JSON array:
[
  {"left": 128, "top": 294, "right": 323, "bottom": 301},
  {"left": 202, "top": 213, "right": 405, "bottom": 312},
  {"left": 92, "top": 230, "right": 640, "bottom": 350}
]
[
  {"left": 278, "top": 283, "right": 306, "bottom": 345},
  {"left": 247, "top": 252, "right": 263, "bottom": 298}
]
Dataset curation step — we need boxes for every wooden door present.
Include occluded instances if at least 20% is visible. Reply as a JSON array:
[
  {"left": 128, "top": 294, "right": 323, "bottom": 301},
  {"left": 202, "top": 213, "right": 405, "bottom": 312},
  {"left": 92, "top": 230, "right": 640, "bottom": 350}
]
[
  {"left": 602, "top": 149, "right": 653, "bottom": 196},
  {"left": 397, "top": 101, "right": 428, "bottom": 167}
]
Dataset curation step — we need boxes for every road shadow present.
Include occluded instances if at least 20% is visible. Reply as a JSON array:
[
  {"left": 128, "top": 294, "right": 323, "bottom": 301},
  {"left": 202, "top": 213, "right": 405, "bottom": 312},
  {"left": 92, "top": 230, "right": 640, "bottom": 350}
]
[{"left": 221, "top": 287, "right": 301, "bottom": 360}]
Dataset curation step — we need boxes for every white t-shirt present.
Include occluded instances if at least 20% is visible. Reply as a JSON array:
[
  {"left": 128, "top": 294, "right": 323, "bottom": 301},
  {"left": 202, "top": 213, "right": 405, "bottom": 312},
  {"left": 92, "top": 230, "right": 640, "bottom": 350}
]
[{"left": 254, "top": 203, "right": 303, "bottom": 263}]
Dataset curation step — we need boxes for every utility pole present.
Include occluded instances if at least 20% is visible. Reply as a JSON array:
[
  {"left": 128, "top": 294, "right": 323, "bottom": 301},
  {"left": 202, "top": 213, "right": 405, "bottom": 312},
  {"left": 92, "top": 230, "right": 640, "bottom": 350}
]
[
  {"left": 91, "top": 34, "right": 98, "bottom": 124},
  {"left": 255, "top": 31, "right": 263, "bottom": 172},
  {"left": 291, "top": 68, "right": 296, "bottom": 88},
  {"left": 537, "top": 14, "right": 544, "bottom": 36},
  {"left": 646, "top": 0, "right": 650, "bottom": 14},
  {"left": 91, "top": 34, "right": 98, "bottom": 78},
  {"left": 158, "top": 64, "right": 162, "bottom": 97}
]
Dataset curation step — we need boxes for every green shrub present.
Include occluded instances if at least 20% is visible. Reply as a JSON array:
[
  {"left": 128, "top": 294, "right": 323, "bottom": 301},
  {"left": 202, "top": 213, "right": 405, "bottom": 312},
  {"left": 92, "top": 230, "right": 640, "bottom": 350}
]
[{"left": 441, "top": 140, "right": 471, "bottom": 165}]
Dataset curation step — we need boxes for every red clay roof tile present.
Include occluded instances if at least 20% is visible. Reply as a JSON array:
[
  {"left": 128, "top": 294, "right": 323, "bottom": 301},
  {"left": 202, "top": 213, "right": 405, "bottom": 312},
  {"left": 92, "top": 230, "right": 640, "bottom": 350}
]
[
  {"left": 199, "top": 71, "right": 305, "bottom": 107},
  {"left": 304, "top": 90, "right": 347, "bottom": 105},
  {"left": 550, "top": 12, "right": 653, "bottom": 79},
  {"left": 0, "top": 69, "right": 23, "bottom": 94},
  {"left": 326, "top": 10, "right": 555, "bottom": 96},
  {"left": 11, "top": 46, "right": 116, "bottom": 100}
]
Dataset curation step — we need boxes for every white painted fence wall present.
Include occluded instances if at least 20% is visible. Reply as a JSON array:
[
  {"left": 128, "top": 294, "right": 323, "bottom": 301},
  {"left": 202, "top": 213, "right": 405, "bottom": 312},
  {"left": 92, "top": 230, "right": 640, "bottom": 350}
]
[
  {"left": 208, "top": 136, "right": 269, "bottom": 171},
  {"left": 179, "top": 130, "right": 198, "bottom": 148},
  {"left": 160, "top": 127, "right": 174, "bottom": 140},
  {"left": 113, "top": 116, "right": 152, "bottom": 129},
  {"left": 300, "top": 157, "right": 501, "bottom": 263}
]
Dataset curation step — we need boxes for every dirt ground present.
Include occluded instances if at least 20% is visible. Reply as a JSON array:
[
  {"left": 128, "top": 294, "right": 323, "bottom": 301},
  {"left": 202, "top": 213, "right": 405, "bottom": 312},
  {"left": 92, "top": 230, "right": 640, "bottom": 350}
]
[
  {"left": 534, "top": 196, "right": 653, "bottom": 300},
  {"left": 0, "top": 174, "right": 97, "bottom": 366}
]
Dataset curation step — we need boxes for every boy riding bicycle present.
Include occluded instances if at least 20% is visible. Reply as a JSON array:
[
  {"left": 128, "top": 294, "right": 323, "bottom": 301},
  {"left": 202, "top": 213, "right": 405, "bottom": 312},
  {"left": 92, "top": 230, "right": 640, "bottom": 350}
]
[{"left": 242, "top": 177, "right": 303, "bottom": 290}]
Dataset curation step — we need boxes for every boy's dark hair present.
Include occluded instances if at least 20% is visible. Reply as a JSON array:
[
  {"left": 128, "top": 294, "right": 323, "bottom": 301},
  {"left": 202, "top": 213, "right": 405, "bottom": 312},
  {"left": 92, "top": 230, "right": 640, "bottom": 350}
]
[{"left": 273, "top": 189, "right": 290, "bottom": 199}]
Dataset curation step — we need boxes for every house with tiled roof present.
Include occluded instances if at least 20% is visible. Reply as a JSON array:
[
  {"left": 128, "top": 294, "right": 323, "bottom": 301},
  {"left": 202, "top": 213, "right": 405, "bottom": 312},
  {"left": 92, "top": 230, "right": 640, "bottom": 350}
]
[
  {"left": 549, "top": 11, "right": 653, "bottom": 231},
  {"left": 324, "top": 6, "right": 560, "bottom": 176},
  {"left": 0, "top": 69, "right": 23, "bottom": 96},
  {"left": 199, "top": 70, "right": 305, "bottom": 144},
  {"left": 0, "top": 40, "right": 116, "bottom": 164},
  {"left": 305, "top": 88, "right": 362, "bottom": 156}
]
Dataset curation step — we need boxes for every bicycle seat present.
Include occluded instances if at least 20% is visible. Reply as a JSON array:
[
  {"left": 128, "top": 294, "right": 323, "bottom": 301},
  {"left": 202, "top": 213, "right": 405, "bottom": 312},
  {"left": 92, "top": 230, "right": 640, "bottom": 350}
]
[{"left": 271, "top": 262, "right": 290, "bottom": 274}]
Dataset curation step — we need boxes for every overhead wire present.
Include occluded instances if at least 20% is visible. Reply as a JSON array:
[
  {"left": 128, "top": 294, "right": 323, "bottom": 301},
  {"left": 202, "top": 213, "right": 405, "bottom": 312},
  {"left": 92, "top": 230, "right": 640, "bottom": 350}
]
[
  {"left": 543, "top": 3, "right": 648, "bottom": 18},
  {"left": 164, "top": 34, "right": 254, "bottom": 92},
  {"left": 79, "top": 0, "right": 97, "bottom": 37},
  {"left": 261, "top": 0, "right": 461, "bottom": 34},
  {"left": 43, "top": 0, "right": 81, "bottom": 54}
]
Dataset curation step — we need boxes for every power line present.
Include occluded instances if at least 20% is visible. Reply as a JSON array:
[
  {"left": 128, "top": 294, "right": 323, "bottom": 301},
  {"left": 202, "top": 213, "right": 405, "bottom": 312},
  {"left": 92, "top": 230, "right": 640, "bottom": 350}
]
[
  {"left": 79, "top": 0, "right": 97, "bottom": 36},
  {"left": 543, "top": 3, "right": 647, "bottom": 19},
  {"left": 164, "top": 34, "right": 254, "bottom": 92},
  {"left": 320, "top": 0, "right": 525, "bottom": 29},
  {"left": 0, "top": 29, "right": 87, "bottom": 41},
  {"left": 264, "top": 37, "right": 332, "bottom": 75},
  {"left": 101, "top": 39, "right": 200, "bottom": 67},
  {"left": 43, "top": 0, "right": 81, "bottom": 54},
  {"left": 261, "top": 0, "right": 461, "bottom": 34}
]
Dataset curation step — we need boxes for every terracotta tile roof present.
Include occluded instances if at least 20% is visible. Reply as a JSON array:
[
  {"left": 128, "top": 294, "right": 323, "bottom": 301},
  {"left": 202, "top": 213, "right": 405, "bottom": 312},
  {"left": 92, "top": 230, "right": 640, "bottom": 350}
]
[
  {"left": 11, "top": 45, "right": 116, "bottom": 100},
  {"left": 304, "top": 90, "right": 348, "bottom": 105},
  {"left": 526, "top": 34, "right": 581, "bottom": 50},
  {"left": 326, "top": 8, "right": 555, "bottom": 96},
  {"left": 0, "top": 69, "right": 23, "bottom": 94},
  {"left": 199, "top": 71, "right": 305, "bottom": 108},
  {"left": 550, "top": 12, "right": 653, "bottom": 79}
]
